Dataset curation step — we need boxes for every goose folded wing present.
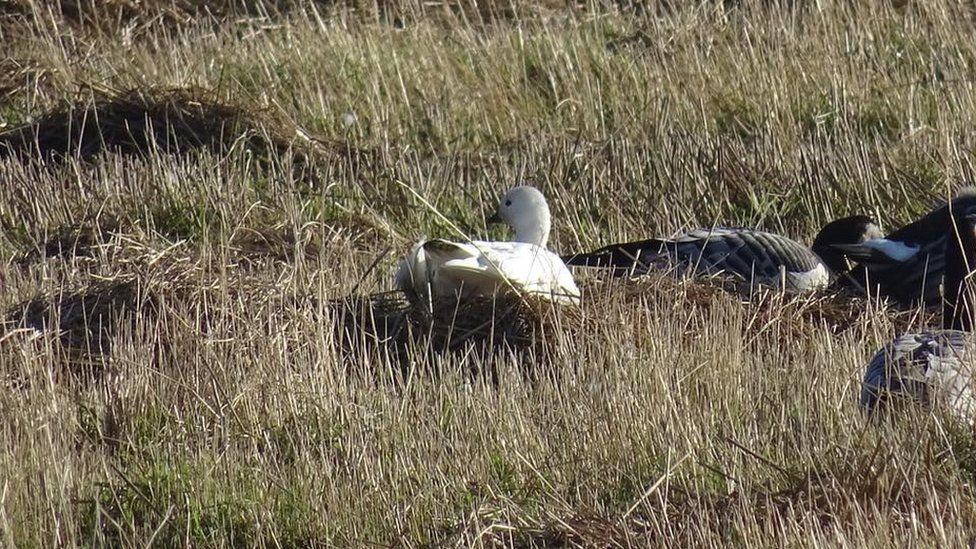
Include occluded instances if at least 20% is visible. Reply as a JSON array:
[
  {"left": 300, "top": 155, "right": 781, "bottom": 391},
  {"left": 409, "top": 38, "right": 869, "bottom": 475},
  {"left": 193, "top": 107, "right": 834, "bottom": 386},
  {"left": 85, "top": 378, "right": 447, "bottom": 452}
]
[
  {"left": 562, "top": 228, "right": 822, "bottom": 289},
  {"left": 675, "top": 230, "right": 822, "bottom": 282},
  {"left": 560, "top": 229, "right": 764, "bottom": 276},
  {"left": 561, "top": 238, "right": 668, "bottom": 273},
  {"left": 477, "top": 241, "right": 580, "bottom": 301},
  {"left": 427, "top": 240, "right": 579, "bottom": 301},
  {"left": 860, "top": 330, "right": 975, "bottom": 417}
]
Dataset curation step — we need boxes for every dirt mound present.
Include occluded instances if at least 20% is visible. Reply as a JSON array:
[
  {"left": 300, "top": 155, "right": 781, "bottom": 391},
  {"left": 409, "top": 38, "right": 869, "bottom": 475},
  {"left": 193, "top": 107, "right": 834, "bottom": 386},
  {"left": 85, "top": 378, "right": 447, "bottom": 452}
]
[
  {"left": 0, "top": 87, "right": 360, "bottom": 169},
  {"left": 1, "top": 0, "right": 573, "bottom": 34},
  {"left": 11, "top": 278, "right": 154, "bottom": 363},
  {"left": 0, "top": 0, "right": 309, "bottom": 30},
  {"left": 16, "top": 217, "right": 126, "bottom": 265},
  {"left": 5, "top": 235, "right": 229, "bottom": 379}
]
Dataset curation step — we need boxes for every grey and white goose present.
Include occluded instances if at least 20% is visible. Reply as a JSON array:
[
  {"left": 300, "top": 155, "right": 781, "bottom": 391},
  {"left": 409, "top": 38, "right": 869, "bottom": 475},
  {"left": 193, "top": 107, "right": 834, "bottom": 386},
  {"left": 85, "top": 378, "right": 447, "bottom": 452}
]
[
  {"left": 832, "top": 191, "right": 976, "bottom": 306},
  {"left": 561, "top": 216, "right": 881, "bottom": 292},
  {"left": 859, "top": 201, "right": 976, "bottom": 422}
]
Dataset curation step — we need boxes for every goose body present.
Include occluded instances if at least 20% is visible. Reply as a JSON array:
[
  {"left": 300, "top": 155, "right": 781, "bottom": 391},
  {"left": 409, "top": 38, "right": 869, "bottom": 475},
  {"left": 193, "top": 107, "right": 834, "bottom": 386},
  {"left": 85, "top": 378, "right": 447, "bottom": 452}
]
[
  {"left": 833, "top": 192, "right": 976, "bottom": 306},
  {"left": 394, "top": 186, "right": 580, "bottom": 305},
  {"left": 395, "top": 238, "right": 580, "bottom": 304},
  {"left": 859, "top": 196, "right": 976, "bottom": 421},
  {"left": 562, "top": 217, "right": 879, "bottom": 292},
  {"left": 860, "top": 331, "right": 976, "bottom": 421}
]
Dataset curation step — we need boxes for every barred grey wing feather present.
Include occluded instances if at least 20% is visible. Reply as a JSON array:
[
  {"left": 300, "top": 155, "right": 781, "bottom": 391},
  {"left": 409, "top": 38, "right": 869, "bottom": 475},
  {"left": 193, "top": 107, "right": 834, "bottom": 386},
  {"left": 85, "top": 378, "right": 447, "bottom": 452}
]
[
  {"left": 860, "top": 330, "right": 976, "bottom": 420},
  {"left": 563, "top": 228, "right": 827, "bottom": 291},
  {"left": 670, "top": 230, "right": 821, "bottom": 282}
]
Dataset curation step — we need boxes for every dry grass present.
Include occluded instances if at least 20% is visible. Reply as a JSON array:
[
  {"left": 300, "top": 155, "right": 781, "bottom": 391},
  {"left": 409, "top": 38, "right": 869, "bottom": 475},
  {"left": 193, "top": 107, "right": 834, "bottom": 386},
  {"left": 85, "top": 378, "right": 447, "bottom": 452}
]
[{"left": 5, "top": 0, "right": 976, "bottom": 546}]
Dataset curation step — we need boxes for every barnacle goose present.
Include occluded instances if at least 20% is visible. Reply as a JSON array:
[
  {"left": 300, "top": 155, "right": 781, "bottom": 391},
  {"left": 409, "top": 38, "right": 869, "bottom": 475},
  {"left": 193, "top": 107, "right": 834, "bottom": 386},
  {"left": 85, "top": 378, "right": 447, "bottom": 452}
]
[
  {"left": 860, "top": 198, "right": 976, "bottom": 421},
  {"left": 832, "top": 191, "right": 976, "bottom": 306}
]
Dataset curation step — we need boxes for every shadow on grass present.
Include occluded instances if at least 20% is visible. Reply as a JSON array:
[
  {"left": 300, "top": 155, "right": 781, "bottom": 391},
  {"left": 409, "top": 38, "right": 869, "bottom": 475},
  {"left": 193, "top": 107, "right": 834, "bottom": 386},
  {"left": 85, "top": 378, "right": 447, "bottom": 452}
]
[{"left": 329, "top": 291, "right": 578, "bottom": 384}]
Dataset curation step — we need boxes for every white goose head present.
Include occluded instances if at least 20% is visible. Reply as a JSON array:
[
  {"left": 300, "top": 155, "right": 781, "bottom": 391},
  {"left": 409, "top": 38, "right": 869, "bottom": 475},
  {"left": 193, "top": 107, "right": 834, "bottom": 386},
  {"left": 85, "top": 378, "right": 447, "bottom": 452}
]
[{"left": 488, "top": 185, "right": 552, "bottom": 247}]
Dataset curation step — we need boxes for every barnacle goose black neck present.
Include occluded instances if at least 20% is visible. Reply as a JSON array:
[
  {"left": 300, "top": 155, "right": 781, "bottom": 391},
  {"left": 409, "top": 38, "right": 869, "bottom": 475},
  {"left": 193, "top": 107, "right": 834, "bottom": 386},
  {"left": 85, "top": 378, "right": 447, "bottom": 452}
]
[
  {"left": 560, "top": 216, "right": 880, "bottom": 292},
  {"left": 811, "top": 215, "right": 884, "bottom": 275},
  {"left": 832, "top": 190, "right": 976, "bottom": 306},
  {"left": 859, "top": 199, "right": 976, "bottom": 420}
]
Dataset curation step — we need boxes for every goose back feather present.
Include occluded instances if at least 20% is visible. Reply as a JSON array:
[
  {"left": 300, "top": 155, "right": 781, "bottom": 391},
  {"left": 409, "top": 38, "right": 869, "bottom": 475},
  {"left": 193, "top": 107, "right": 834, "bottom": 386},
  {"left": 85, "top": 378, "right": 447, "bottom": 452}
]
[
  {"left": 563, "top": 227, "right": 829, "bottom": 291},
  {"left": 860, "top": 331, "right": 976, "bottom": 420}
]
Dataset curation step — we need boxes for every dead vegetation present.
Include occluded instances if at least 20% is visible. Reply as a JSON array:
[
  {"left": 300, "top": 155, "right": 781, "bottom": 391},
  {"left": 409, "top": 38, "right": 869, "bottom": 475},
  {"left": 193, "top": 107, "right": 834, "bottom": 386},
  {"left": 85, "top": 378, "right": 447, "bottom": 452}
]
[
  {"left": 12, "top": 278, "right": 149, "bottom": 354},
  {"left": 331, "top": 291, "right": 580, "bottom": 382},
  {"left": 6, "top": 0, "right": 976, "bottom": 546},
  {"left": 0, "top": 0, "right": 316, "bottom": 32},
  {"left": 8, "top": 222, "right": 580, "bottom": 382},
  {"left": 4, "top": 231, "right": 292, "bottom": 380},
  {"left": 0, "top": 87, "right": 315, "bottom": 163},
  {"left": 0, "top": 57, "right": 51, "bottom": 104},
  {"left": 0, "top": 0, "right": 579, "bottom": 37},
  {"left": 435, "top": 420, "right": 976, "bottom": 547},
  {"left": 15, "top": 217, "right": 126, "bottom": 264}
]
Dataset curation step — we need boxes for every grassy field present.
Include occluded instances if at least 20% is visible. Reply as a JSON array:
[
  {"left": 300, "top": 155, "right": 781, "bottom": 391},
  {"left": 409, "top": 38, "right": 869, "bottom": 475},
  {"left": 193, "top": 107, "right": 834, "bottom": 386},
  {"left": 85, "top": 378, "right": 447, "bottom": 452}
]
[{"left": 4, "top": 0, "right": 976, "bottom": 546}]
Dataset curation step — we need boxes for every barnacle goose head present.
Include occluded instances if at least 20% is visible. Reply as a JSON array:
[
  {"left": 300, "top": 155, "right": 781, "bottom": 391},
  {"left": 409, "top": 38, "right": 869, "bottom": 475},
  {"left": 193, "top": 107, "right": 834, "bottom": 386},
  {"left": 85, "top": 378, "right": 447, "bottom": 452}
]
[
  {"left": 810, "top": 215, "right": 883, "bottom": 274},
  {"left": 486, "top": 185, "right": 552, "bottom": 248}
]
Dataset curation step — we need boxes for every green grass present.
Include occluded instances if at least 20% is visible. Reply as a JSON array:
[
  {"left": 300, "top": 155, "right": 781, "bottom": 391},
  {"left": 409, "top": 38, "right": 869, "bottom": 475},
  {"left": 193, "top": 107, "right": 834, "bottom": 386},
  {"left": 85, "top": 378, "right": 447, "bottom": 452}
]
[{"left": 5, "top": 0, "right": 976, "bottom": 546}]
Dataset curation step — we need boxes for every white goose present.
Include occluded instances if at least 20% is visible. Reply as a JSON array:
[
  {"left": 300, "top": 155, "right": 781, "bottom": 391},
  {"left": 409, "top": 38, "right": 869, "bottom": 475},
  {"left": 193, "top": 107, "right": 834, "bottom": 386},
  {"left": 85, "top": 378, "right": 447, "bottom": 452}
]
[{"left": 393, "top": 186, "right": 580, "bottom": 306}]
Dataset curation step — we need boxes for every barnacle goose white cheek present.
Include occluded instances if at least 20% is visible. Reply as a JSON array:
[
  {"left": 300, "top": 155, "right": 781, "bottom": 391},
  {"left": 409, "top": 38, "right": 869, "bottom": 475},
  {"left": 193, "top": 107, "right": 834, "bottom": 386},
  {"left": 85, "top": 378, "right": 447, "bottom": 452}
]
[{"left": 832, "top": 190, "right": 976, "bottom": 306}]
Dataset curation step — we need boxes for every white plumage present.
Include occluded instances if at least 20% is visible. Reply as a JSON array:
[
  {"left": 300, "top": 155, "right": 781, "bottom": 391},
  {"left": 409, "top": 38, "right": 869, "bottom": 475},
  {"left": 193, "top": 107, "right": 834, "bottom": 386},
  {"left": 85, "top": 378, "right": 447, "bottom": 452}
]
[{"left": 394, "top": 186, "right": 580, "bottom": 305}]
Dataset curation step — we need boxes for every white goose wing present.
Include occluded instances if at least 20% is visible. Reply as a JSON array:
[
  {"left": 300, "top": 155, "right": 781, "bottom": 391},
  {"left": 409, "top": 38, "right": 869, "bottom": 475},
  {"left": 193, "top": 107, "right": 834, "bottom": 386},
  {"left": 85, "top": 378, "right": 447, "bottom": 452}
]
[{"left": 397, "top": 239, "right": 580, "bottom": 304}]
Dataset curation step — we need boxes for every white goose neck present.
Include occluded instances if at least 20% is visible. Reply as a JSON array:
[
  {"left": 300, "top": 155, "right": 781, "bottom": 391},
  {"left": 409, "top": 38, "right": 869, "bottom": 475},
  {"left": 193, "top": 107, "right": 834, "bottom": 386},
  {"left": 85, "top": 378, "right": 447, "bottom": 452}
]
[
  {"left": 513, "top": 214, "right": 550, "bottom": 247},
  {"left": 496, "top": 185, "right": 553, "bottom": 248}
]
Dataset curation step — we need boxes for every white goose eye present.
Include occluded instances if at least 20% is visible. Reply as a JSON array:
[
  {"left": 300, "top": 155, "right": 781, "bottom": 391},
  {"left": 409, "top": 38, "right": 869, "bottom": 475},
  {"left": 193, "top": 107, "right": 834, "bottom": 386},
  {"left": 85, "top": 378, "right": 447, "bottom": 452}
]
[{"left": 505, "top": 199, "right": 512, "bottom": 207}]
